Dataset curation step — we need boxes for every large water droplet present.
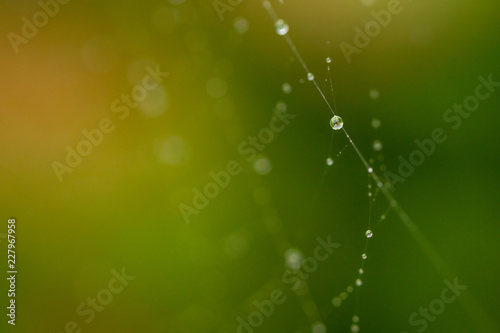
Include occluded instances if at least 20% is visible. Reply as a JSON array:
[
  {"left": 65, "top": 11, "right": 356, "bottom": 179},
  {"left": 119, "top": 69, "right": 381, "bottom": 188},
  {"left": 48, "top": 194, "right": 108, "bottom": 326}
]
[
  {"left": 330, "top": 116, "right": 343, "bottom": 130},
  {"left": 275, "top": 19, "right": 289, "bottom": 35}
]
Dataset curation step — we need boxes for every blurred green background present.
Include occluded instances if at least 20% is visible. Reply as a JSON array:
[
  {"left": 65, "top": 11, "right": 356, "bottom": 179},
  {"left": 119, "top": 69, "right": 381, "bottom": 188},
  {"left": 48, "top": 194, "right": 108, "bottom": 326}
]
[{"left": 1, "top": 0, "right": 500, "bottom": 332}]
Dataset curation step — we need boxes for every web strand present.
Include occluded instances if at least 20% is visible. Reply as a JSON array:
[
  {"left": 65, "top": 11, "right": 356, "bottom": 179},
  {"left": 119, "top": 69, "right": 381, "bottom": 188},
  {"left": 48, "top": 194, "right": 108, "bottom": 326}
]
[{"left": 262, "top": 1, "right": 497, "bottom": 331}]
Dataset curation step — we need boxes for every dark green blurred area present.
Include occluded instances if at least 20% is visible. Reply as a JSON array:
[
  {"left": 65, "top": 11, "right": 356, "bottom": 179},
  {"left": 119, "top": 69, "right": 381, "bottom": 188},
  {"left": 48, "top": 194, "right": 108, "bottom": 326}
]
[{"left": 1, "top": 0, "right": 500, "bottom": 332}]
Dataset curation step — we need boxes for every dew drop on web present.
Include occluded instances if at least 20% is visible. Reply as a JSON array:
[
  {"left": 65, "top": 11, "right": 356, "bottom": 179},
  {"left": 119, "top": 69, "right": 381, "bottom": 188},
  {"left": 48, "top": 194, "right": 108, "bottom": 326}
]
[
  {"left": 330, "top": 116, "right": 343, "bottom": 130},
  {"left": 275, "top": 19, "right": 289, "bottom": 35}
]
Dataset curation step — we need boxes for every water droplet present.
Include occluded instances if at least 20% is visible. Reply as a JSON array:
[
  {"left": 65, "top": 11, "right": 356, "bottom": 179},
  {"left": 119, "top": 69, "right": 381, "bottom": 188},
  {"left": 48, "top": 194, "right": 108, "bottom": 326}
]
[
  {"left": 311, "top": 322, "right": 327, "bottom": 333},
  {"left": 330, "top": 116, "right": 344, "bottom": 130},
  {"left": 284, "top": 248, "right": 303, "bottom": 269},
  {"left": 351, "top": 324, "right": 360, "bottom": 333},
  {"left": 371, "top": 118, "right": 381, "bottom": 129},
  {"left": 373, "top": 140, "right": 383, "bottom": 151},
  {"left": 307, "top": 72, "right": 315, "bottom": 81},
  {"left": 368, "top": 167, "right": 373, "bottom": 173},
  {"left": 332, "top": 297, "right": 342, "bottom": 307},
  {"left": 275, "top": 19, "right": 289, "bottom": 35},
  {"left": 347, "top": 286, "right": 353, "bottom": 293},
  {"left": 233, "top": 17, "right": 249, "bottom": 34},
  {"left": 282, "top": 82, "right": 292, "bottom": 94},
  {"left": 381, "top": 215, "right": 386, "bottom": 220},
  {"left": 276, "top": 101, "right": 287, "bottom": 112},
  {"left": 365, "top": 230, "right": 373, "bottom": 238},
  {"left": 352, "top": 315, "right": 360, "bottom": 323},
  {"left": 326, "top": 57, "right": 332, "bottom": 63},
  {"left": 356, "top": 278, "right": 363, "bottom": 286},
  {"left": 369, "top": 89, "right": 380, "bottom": 100},
  {"left": 362, "top": 253, "right": 367, "bottom": 259},
  {"left": 359, "top": 268, "right": 364, "bottom": 274},
  {"left": 340, "top": 292, "right": 348, "bottom": 300},
  {"left": 326, "top": 157, "right": 334, "bottom": 166},
  {"left": 253, "top": 156, "right": 272, "bottom": 175}
]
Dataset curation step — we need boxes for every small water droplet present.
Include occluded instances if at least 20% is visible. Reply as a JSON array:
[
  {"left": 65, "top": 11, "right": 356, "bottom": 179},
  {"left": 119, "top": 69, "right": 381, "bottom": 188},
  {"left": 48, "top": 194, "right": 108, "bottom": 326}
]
[
  {"left": 326, "top": 57, "right": 332, "bottom": 63},
  {"left": 365, "top": 230, "right": 373, "bottom": 238},
  {"left": 381, "top": 215, "right": 386, "bottom": 220},
  {"left": 311, "top": 322, "right": 326, "bottom": 333},
  {"left": 351, "top": 324, "right": 360, "bottom": 333},
  {"left": 340, "top": 292, "right": 348, "bottom": 300},
  {"left": 330, "top": 116, "right": 343, "bottom": 130},
  {"left": 326, "top": 157, "right": 334, "bottom": 166},
  {"left": 275, "top": 19, "right": 289, "bottom": 35},
  {"left": 284, "top": 248, "right": 303, "bottom": 269},
  {"left": 233, "top": 17, "right": 249, "bottom": 34},
  {"left": 276, "top": 101, "right": 287, "bottom": 112},
  {"left": 282, "top": 82, "right": 292, "bottom": 94},
  {"left": 347, "top": 286, "right": 353, "bottom": 293},
  {"left": 373, "top": 140, "right": 383, "bottom": 151},
  {"left": 332, "top": 297, "right": 342, "bottom": 307},
  {"left": 307, "top": 72, "right": 315, "bottom": 81},
  {"left": 359, "top": 268, "right": 364, "bottom": 274},
  {"left": 362, "top": 253, "right": 367, "bottom": 259},
  {"left": 356, "top": 278, "right": 363, "bottom": 286},
  {"left": 352, "top": 315, "right": 360, "bottom": 323},
  {"left": 368, "top": 167, "right": 373, "bottom": 173},
  {"left": 253, "top": 156, "right": 272, "bottom": 175},
  {"left": 369, "top": 89, "right": 380, "bottom": 100},
  {"left": 371, "top": 118, "right": 381, "bottom": 129}
]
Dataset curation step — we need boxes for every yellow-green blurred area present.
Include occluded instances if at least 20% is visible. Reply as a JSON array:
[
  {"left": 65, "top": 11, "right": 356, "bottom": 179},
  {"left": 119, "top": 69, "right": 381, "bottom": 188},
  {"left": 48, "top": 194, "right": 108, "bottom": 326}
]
[{"left": 1, "top": 0, "right": 500, "bottom": 332}]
